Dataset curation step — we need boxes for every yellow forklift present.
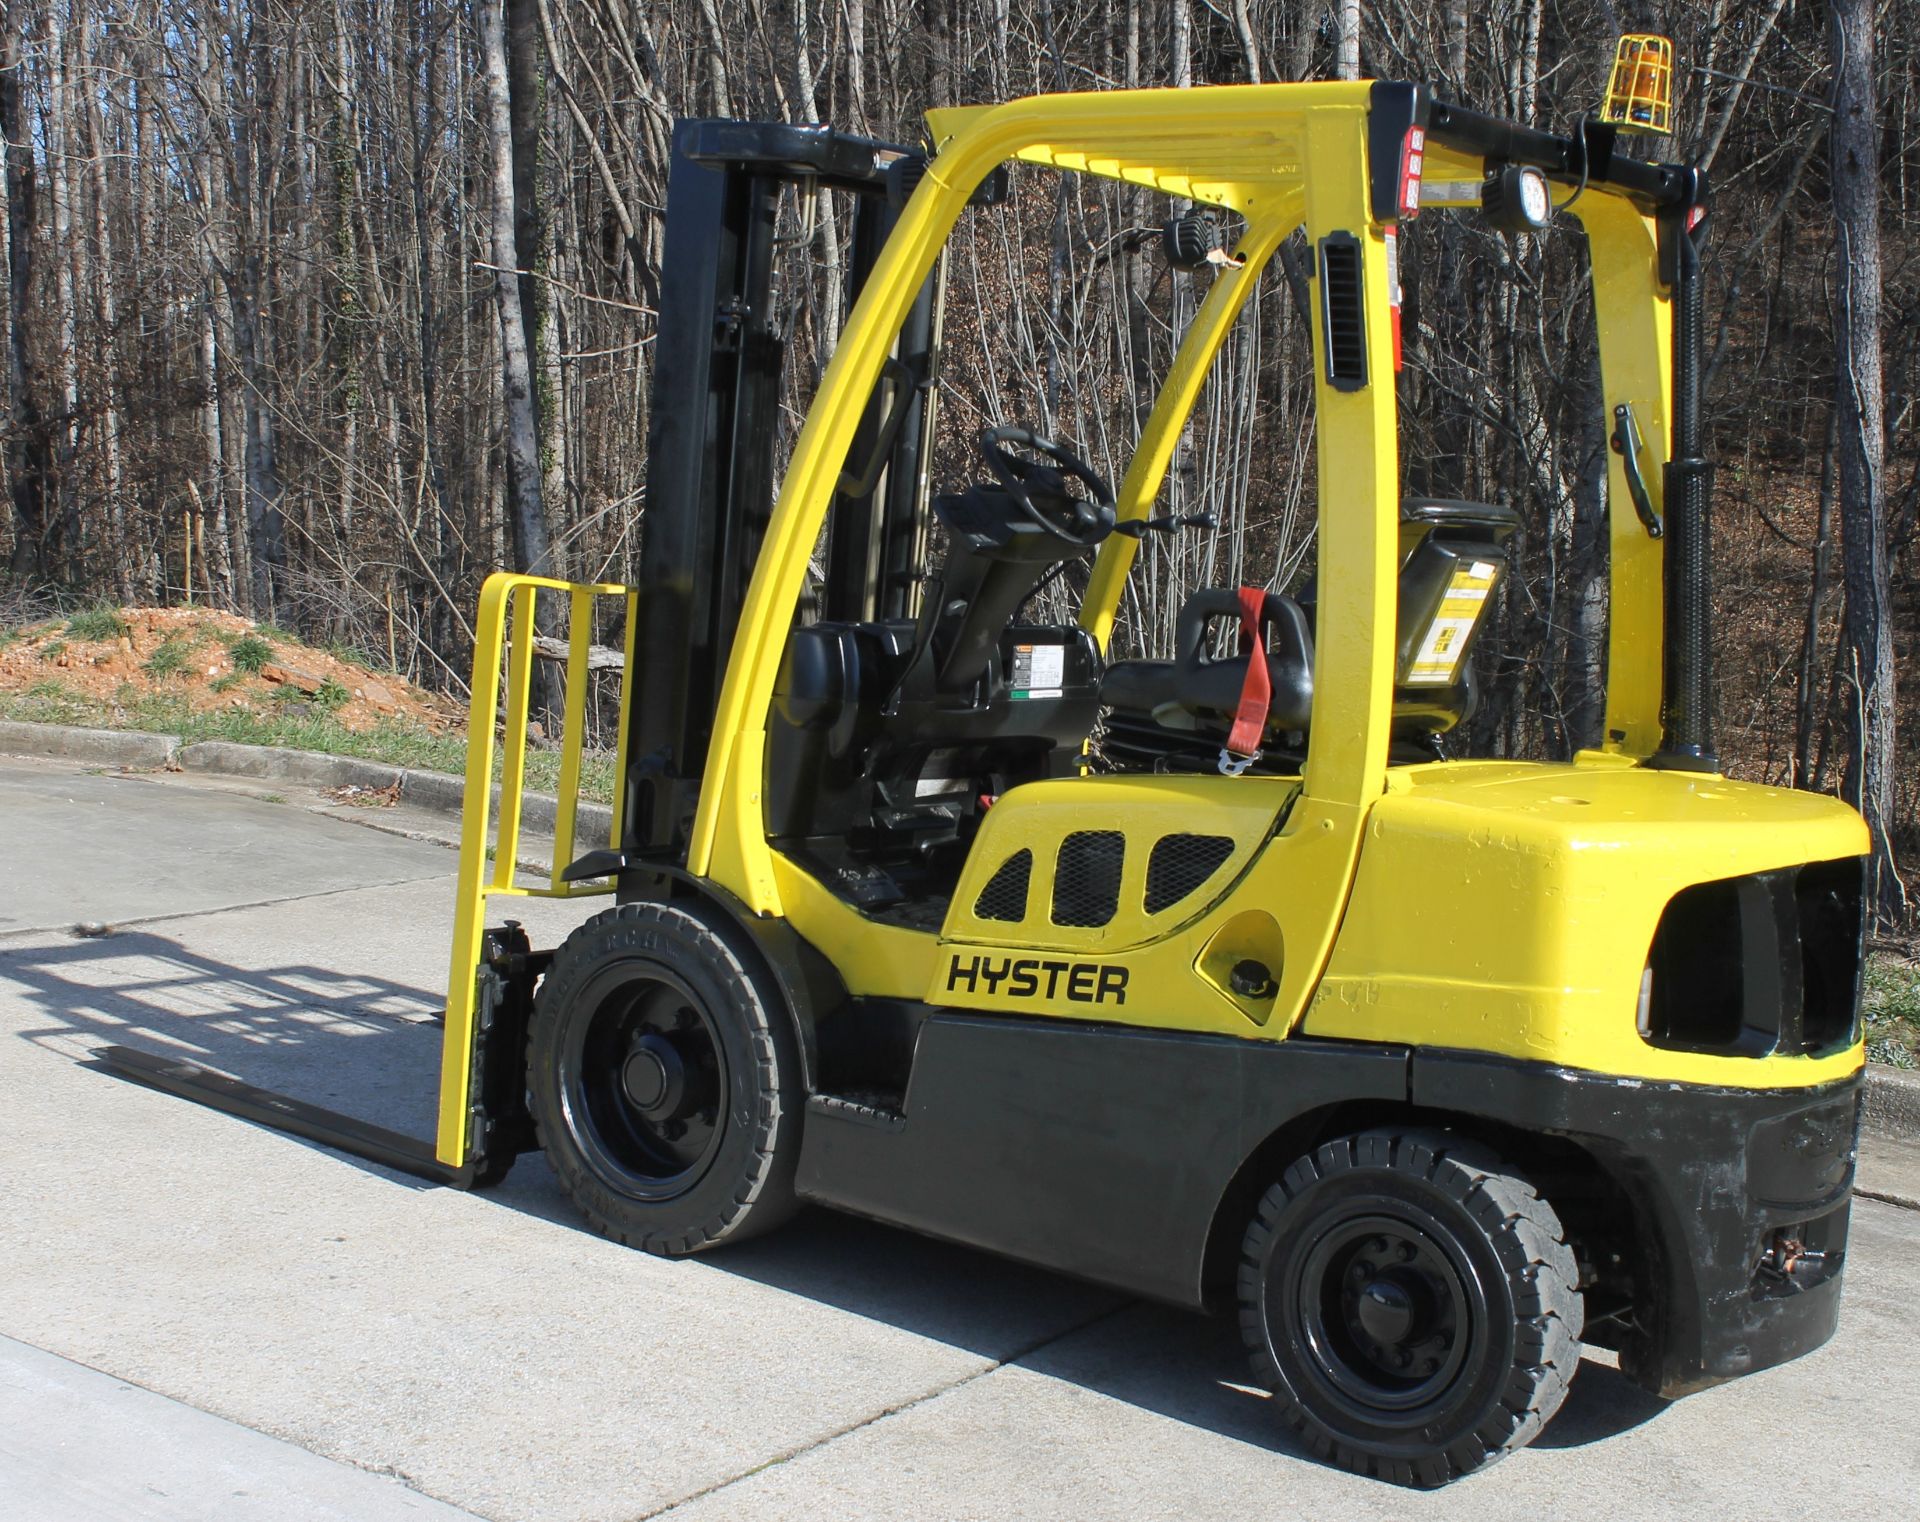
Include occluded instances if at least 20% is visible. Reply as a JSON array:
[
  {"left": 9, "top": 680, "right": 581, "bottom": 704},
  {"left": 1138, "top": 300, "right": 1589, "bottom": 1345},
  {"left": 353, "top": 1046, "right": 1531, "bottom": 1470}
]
[{"left": 106, "top": 63, "right": 1870, "bottom": 1486}]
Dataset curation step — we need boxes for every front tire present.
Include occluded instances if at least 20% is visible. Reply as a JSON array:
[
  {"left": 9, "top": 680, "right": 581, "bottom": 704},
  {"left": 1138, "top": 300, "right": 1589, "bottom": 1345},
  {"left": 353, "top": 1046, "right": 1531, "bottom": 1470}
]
[
  {"left": 527, "top": 901, "right": 803, "bottom": 1255},
  {"left": 1238, "top": 1128, "right": 1583, "bottom": 1487}
]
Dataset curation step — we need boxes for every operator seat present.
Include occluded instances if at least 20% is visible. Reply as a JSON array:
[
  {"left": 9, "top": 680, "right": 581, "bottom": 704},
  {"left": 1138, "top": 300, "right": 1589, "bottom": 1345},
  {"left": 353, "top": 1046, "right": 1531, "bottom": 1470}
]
[
  {"left": 1100, "top": 590, "right": 1314, "bottom": 771},
  {"left": 766, "top": 428, "right": 1113, "bottom": 880},
  {"left": 1099, "top": 498, "right": 1520, "bottom": 771}
]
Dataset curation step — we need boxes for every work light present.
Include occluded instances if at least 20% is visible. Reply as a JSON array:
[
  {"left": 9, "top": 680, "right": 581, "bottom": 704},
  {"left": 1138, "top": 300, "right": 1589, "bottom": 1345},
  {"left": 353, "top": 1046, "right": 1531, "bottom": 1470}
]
[{"left": 1482, "top": 163, "right": 1552, "bottom": 233}]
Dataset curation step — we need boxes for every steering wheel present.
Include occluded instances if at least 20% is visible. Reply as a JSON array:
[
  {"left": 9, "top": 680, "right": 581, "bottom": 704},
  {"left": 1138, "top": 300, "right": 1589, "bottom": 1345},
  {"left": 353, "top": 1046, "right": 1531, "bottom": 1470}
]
[{"left": 979, "top": 426, "right": 1116, "bottom": 547}]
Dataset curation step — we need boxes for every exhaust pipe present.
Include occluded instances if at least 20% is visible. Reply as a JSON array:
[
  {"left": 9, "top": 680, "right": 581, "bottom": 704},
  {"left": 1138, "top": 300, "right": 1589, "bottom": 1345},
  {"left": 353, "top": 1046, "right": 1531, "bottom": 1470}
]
[{"left": 1652, "top": 176, "right": 1718, "bottom": 773}]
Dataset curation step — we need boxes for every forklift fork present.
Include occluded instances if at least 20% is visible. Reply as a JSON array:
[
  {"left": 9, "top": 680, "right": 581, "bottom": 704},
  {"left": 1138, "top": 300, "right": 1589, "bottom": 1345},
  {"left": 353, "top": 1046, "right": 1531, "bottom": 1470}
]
[
  {"left": 97, "top": 574, "right": 638, "bottom": 1188},
  {"left": 94, "top": 925, "right": 542, "bottom": 1187}
]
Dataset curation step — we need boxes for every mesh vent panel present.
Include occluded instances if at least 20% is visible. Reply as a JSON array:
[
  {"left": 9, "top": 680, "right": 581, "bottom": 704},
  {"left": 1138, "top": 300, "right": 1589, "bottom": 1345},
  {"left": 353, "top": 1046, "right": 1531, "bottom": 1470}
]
[
  {"left": 1052, "top": 831, "right": 1125, "bottom": 928},
  {"left": 1144, "top": 834, "right": 1236, "bottom": 914},
  {"left": 974, "top": 849, "right": 1033, "bottom": 922}
]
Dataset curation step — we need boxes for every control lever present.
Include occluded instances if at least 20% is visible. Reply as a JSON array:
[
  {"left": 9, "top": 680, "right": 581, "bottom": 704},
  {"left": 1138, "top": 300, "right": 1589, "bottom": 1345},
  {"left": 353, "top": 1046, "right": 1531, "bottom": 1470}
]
[
  {"left": 1114, "top": 511, "right": 1217, "bottom": 540},
  {"left": 1610, "top": 403, "right": 1664, "bottom": 539}
]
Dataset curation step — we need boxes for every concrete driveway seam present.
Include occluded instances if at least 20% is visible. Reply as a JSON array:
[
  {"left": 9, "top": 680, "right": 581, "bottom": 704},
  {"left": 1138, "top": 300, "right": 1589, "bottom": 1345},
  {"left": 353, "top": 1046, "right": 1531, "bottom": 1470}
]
[
  {"left": 1, "top": 1333, "right": 488, "bottom": 1522},
  {"left": 636, "top": 1299, "right": 1139, "bottom": 1521},
  {"left": 0, "top": 869, "right": 458, "bottom": 945}
]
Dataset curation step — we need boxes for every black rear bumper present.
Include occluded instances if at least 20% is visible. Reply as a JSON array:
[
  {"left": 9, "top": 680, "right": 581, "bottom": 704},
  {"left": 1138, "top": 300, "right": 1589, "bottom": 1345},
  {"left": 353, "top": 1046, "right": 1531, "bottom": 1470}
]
[{"left": 1414, "top": 1052, "right": 1862, "bottom": 1398}]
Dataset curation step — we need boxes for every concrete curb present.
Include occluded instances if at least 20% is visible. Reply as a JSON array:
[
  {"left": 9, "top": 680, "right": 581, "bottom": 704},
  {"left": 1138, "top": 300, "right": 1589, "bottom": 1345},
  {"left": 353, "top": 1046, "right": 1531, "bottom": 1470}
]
[
  {"left": 1865, "top": 1064, "right": 1920, "bottom": 1142},
  {"left": 2, "top": 721, "right": 612, "bottom": 857},
  {"left": 0, "top": 718, "right": 179, "bottom": 769}
]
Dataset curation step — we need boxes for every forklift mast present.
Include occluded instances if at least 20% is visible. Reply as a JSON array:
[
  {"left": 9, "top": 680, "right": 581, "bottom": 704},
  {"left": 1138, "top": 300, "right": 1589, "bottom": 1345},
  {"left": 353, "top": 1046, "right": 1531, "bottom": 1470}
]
[{"left": 623, "top": 121, "right": 939, "bottom": 862}]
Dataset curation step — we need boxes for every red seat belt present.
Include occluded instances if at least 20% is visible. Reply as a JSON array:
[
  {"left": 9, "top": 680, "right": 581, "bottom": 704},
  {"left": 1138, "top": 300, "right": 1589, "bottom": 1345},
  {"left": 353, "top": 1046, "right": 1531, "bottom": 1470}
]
[{"left": 1224, "top": 586, "right": 1270, "bottom": 761}]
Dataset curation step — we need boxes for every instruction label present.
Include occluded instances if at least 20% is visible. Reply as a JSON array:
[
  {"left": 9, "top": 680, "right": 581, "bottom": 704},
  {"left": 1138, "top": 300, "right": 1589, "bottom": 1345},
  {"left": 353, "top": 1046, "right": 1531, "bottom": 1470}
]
[
  {"left": 1404, "top": 561, "right": 1498, "bottom": 687},
  {"left": 1011, "top": 641, "right": 1065, "bottom": 699}
]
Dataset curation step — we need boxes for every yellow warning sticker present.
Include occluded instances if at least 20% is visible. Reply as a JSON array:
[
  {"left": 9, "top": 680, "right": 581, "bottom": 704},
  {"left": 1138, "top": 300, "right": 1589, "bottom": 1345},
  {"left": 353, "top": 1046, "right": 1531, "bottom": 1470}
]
[{"left": 1405, "top": 561, "right": 1498, "bottom": 686}]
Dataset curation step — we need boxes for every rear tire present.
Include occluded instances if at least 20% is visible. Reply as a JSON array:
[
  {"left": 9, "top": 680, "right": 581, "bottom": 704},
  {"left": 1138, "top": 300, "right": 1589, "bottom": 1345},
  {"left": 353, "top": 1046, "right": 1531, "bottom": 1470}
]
[
  {"left": 527, "top": 901, "right": 803, "bottom": 1255},
  {"left": 1237, "top": 1128, "right": 1582, "bottom": 1487}
]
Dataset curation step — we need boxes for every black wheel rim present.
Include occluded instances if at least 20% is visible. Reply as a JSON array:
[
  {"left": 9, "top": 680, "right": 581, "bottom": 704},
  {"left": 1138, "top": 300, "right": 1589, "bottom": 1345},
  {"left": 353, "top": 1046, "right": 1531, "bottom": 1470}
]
[
  {"left": 1279, "top": 1207, "right": 1484, "bottom": 1429},
  {"left": 559, "top": 961, "right": 728, "bottom": 1201}
]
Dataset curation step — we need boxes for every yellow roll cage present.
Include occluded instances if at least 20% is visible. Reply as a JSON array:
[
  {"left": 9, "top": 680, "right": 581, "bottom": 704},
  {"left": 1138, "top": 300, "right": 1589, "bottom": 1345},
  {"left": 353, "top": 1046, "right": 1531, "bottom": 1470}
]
[{"left": 687, "top": 82, "right": 1673, "bottom": 913}]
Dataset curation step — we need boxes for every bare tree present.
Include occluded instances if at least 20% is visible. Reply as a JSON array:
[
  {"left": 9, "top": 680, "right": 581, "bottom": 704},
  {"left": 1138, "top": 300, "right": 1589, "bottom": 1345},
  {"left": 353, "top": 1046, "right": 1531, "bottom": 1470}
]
[
  {"left": 1828, "top": 0, "right": 1904, "bottom": 927},
  {"left": 477, "top": 0, "right": 551, "bottom": 583},
  {"left": 2, "top": 20, "right": 50, "bottom": 576},
  {"left": 0, "top": 0, "right": 1910, "bottom": 925}
]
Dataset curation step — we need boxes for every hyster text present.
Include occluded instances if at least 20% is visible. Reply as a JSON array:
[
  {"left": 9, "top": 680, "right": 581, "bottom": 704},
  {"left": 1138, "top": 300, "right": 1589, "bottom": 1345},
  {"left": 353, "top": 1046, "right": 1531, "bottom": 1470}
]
[{"left": 945, "top": 953, "right": 1128, "bottom": 1006}]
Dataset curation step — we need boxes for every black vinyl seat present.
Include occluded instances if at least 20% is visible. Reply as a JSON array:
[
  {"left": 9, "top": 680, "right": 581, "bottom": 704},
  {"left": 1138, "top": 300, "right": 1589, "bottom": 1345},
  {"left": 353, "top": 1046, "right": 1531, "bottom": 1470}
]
[
  {"left": 1100, "top": 498, "right": 1521, "bottom": 772},
  {"left": 1100, "top": 589, "right": 1313, "bottom": 769},
  {"left": 766, "top": 429, "right": 1115, "bottom": 866}
]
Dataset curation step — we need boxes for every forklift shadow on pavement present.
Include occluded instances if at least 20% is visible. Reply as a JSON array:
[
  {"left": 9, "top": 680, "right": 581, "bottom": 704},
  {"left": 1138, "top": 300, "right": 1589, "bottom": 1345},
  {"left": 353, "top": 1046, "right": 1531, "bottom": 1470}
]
[
  {"left": 691, "top": 1206, "right": 1671, "bottom": 1458},
  {"left": 6, "top": 925, "right": 1668, "bottom": 1463},
  {"left": 8, "top": 928, "right": 450, "bottom": 1193}
]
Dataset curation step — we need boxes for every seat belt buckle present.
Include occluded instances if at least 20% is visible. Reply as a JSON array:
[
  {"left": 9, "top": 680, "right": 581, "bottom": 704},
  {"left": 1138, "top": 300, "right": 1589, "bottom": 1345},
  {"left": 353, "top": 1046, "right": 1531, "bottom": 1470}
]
[{"left": 1218, "top": 747, "right": 1258, "bottom": 777}]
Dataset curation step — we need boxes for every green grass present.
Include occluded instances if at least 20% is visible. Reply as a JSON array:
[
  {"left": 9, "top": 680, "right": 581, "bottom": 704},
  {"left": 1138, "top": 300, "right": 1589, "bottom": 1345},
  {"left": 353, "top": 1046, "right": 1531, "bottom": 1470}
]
[
  {"left": 0, "top": 679, "right": 617, "bottom": 804},
  {"left": 314, "top": 676, "right": 351, "bottom": 710},
  {"left": 224, "top": 633, "right": 274, "bottom": 673},
  {"left": 143, "top": 635, "right": 197, "bottom": 679},
  {"left": 65, "top": 608, "right": 128, "bottom": 641},
  {"left": 39, "top": 640, "right": 66, "bottom": 662},
  {"left": 1865, "top": 952, "right": 1920, "bottom": 1070}
]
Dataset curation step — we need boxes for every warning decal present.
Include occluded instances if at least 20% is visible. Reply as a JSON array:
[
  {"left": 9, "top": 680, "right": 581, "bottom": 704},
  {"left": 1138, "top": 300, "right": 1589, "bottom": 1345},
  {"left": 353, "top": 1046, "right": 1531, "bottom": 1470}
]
[
  {"left": 1011, "top": 641, "right": 1066, "bottom": 699},
  {"left": 1404, "top": 561, "right": 1497, "bottom": 687}
]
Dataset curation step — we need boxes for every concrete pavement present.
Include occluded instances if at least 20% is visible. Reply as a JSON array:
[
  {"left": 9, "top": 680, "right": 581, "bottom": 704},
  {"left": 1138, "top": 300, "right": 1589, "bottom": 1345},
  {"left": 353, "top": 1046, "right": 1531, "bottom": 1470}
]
[
  {"left": 1, "top": 1335, "right": 485, "bottom": 1522},
  {"left": 2, "top": 753, "right": 1918, "bottom": 1521}
]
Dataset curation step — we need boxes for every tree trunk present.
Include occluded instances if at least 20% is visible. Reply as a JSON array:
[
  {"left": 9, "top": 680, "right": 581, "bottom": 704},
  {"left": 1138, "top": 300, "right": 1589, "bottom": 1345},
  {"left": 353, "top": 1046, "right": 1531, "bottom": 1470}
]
[
  {"left": 2, "top": 21, "right": 51, "bottom": 577},
  {"left": 231, "top": 268, "right": 286, "bottom": 615},
  {"left": 1445, "top": 0, "right": 1468, "bottom": 92},
  {"left": 478, "top": 0, "right": 551, "bottom": 583},
  {"left": 46, "top": 7, "right": 79, "bottom": 568},
  {"left": 505, "top": 0, "right": 543, "bottom": 392},
  {"left": 80, "top": 13, "right": 128, "bottom": 602},
  {"left": 1795, "top": 412, "right": 1838, "bottom": 787},
  {"left": 1229, "top": 0, "right": 1262, "bottom": 83},
  {"left": 1335, "top": 0, "right": 1360, "bottom": 81},
  {"left": 1828, "top": 0, "right": 1904, "bottom": 927},
  {"left": 409, "top": 0, "right": 456, "bottom": 654}
]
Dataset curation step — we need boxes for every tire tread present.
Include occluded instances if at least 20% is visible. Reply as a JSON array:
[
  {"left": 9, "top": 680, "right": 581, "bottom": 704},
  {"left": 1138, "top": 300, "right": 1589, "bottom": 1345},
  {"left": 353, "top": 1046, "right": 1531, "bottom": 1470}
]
[
  {"left": 528, "top": 901, "right": 801, "bottom": 1257},
  {"left": 1236, "top": 1126, "right": 1583, "bottom": 1487}
]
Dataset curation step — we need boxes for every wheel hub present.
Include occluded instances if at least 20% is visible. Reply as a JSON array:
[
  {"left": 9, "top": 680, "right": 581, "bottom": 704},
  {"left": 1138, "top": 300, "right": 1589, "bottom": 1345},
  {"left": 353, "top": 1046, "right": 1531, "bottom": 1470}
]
[
  {"left": 1286, "top": 1211, "right": 1476, "bottom": 1422},
  {"left": 1355, "top": 1276, "right": 1419, "bottom": 1345},
  {"left": 564, "top": 971, "right": 727, "bottom": 1201},
  {"left": 620, "top": 1033, "right": 685, "bottom": 1116}
]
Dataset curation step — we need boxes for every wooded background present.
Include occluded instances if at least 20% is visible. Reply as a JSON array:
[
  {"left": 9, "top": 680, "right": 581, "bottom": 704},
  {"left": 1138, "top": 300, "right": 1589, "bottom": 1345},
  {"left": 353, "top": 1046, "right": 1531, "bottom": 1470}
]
[{"left": 1, "top": 0, "right": 1914, "bottom": 926}]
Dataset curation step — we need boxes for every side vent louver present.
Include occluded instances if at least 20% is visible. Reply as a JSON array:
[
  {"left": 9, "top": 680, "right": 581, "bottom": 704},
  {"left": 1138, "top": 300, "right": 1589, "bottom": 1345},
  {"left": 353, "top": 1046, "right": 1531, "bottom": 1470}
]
[
  {"left": 1144, "top": 834, "right": 1236, "bottom": 915},
  {"left": 1052, "top": 832, "right": 1125, "bottom": 928},
  {"left": 974, "top": 849, "right": 1033, "bottom": 923},
  {"left": 1318, "top": 231, "right": 1368, "bottom": 392}
]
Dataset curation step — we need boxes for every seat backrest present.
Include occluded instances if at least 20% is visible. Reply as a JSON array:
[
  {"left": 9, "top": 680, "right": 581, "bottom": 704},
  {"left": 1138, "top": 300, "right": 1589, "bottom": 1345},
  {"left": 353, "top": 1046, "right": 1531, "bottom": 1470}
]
[{"left": 1391, "top": 498, "right": 1521, "bottom": 736}]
